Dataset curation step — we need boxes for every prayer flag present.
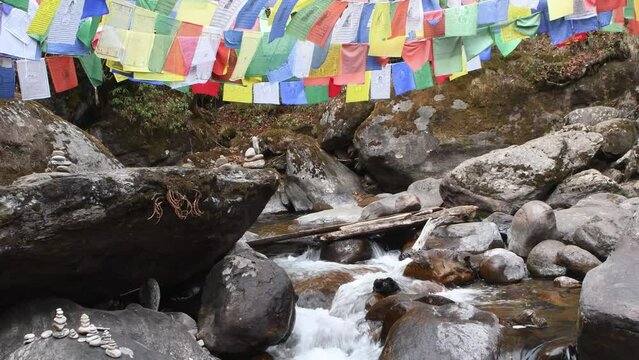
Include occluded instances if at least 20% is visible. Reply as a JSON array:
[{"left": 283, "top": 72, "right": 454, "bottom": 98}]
[
  {"left": 286, "top": 0, "right": 332, "bottom": 40},
  {"left": 254, "top": 81, "right": 280, "bottom": 104},
  {"left": 370, "top": 65, "right": 391, "bottom": 100},
  {"left": 307, "top": 0, "right": 348, "bottom": 47},
  {"left": 223, "top": 82, "right": 253, "bottom": 103},
  {"left": 280, "top": 80, "right": 307, "bottom": 105},
  {"left": 78, "top": 53, "right": 103, "bottom": 87},
  {"left": 334, "top": 44, "right": 367, "bottom": 85},
  {"left": 230, "top": 31, "right": 261, "bottom": 80},
  {"left": 445, "top": 3, "right": 478, "bottom": 37},
  {"left": 433, "top": 36, "right": 463, "bottom": 76},
  {"left": 345, "top": 71, "right": 371, "bottom": 102},
  {"left": 328, "top": 78, "right": 342, "bottom": 97},
  {"left": 191, "top": 81, "right": 220, "bottom": 96},
  {"left": 270, "top": 0, "right": 298, "bottom": 42},
  {"left": 235, "top": 0, "right": 267, "bottom": 29},
  {"left": 16, "top": 59, "right": 51, "bottom": 100},
  {"left": 391, "top": 62, "right": 416, "bottom": 96},
  {"left": 548, "top": 0, "right": 575, "bottom": 20},
  {"left": 390, "top": 0, "right": 409, "bottom": 38},
  {"left": 413, "top": 63, "right": 434, "bottom": 90},
  {"left": 305, "top": 85, "right": 328, "bottom": 104},
  {"left": 402, "top": 39, "right": 432, "bottom": 71},
  {"left": 46, "top": 56, "right": 78, "bottom": 93},
  {"left": 27, "top": 0, "right": 62, "bottom": 40},
  {"left": 0, "top": 58, "right": 16, "bottom": 99}
]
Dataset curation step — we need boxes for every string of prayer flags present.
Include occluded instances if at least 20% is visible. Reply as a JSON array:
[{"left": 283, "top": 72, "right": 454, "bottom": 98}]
[
  {"left": 0, "top": 58, "right": 15, "bottom": 99},
  {"left": 46, "top": 56, "right": 78, "bottom": 93}
]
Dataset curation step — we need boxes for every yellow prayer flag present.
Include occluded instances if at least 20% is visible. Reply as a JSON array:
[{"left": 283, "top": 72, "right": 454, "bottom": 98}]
[
  {"left": 501, "top": 6, "right": 532, "bottom": 42},
  {"left": 635, "top": 0, "right": 639, "bottom": 20},
  {"left": 223, "top": 83, "right": 254, "bottom": 103},
  {"left": 547, "top": 0, "right": 574, "bottom": 21},
  {"left": 293, "top": 0, "right": 314, "bottom": 12},
  {"left": 122, "top": 31, "right": 155, "bottom": 72},
  {"left": 368, "top": 3, "right": 404, "bottom": 57},
  {"left": 134, "top": 72, "right": 186, "bottom": 82},
  {"left": 308, "top": 44, "right": 341, "bottom": 78},
  {"left": 346, "top": 71, "right": 371, "bottom": 103},
  {"left": 230, "top": 31, "right": 262, "bottom": 81},
  {"left": 131, "top": 7, "right": 157, "bottom": 33},
  {"left": 369, "top": 36, "right": 405, "bottom": 57},
  {"left": 268, "top": 0, "right": 283, "bottom": 25},
  {"left": 176, "top": 0, "right": 217, "bottom": 26},
  {"left": 113, "top": 73, "right": 130, "bottom": 82},
  {"left": 27, "top": 0, "right": 62, "bottom": 38}
]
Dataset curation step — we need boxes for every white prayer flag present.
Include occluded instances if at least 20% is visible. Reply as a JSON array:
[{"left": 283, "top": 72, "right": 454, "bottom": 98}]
[
  {"left": 331, "top": 3, "right": 363, "bottom": 44},
  {"left": 16, "top": 59, "right": 51, "bottom": 100},
  {"left": 289, "top": 40, "right": 314, "bottom": 79},
  {"left": 370, "top": 65, "right": 391, "bottom": 100},
  {"left": 48, "top": 0, "right": 86, "bottom": 45},
  {"left": 254, "top": 81, "right": 280, "bottom": 104}
]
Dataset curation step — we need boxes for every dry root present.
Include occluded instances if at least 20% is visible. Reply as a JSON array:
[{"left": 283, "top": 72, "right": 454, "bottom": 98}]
[{"left": 147, "top": 189, "right": 204, "bottom": 223}]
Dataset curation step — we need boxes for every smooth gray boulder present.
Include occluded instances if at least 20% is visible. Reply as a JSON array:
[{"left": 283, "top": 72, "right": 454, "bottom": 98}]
[
  {"left": 440, "top": 130, "right": 603, "bottom": 213},
  {"left": 198, "top": 243, "right": 295, "bottom": 357},
  {"left": 294, "top": 207, "right": 363, "bottom": 226},
  {"left": 479, "top": 249, "right": 527, "bottom": 284},
  {"left": 360, "top": 192, "right": 421, "bottom": 220},
  {"left": 406, "top": 178, "right": 443, "bottom": 208},
  {"left": 380, "top": 303, "right": 502, "bottom": 360},
  {"left": 593, "top": 118, "right": 638, "bottom": 157},
  {"left": 554, "top": 193, "right": 629, "bottom": 241},
  {"left": 425, "top": 222, "right": 504, "bottom": 254},
  {"left": 508, "top": 201, "right": 558, "bottom": 257},
  {"left": 526, "top": 240, "right": 567, "bottom": 278},
  {"left": 0, "top": 100, "right": 123, "bottom": 185},
  {"left": 557, "top": 245, "right": 602, "bottom": 277},
  {"left": 317, "top": 96, "right": 374, "bottom": 152},
  {"left": 546, "top": 169, "right": 623, "bottom": 208},
  {"left": 565, "top": 106, "right": 626, "bottom": 126},
  {"left": 0, "top": 299, "right": 213, "bottom": 360},
  {"left": 0, "top": 167, "right": 278, "bottom": 307},
  {"left": 577, "top": 217, "right": 639, "bottom": 360},
  {"left": 483, "top": 212, "right": 513, "bottom": 241},
  {"left": 285, "top": 137, "right": 364, "bottom": 211}
]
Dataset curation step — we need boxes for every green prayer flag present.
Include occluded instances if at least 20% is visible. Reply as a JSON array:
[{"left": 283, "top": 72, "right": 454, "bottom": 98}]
[
  {"left": 602, "top": 22, "right": 625, "bottom": 32},
  {"left": 285, "top": 0, "right": 333, "bottom": 40},
  {"left": 514, "top": 13, "right": 541, "bottom": 38},
  {"left": 444, "top": 3, "right": 478, "bottom": 37},
  {"left": 463, "top": 27, "right": 494, "bottom": 59},
  {"left": 413, "top": 63, "right": 434, "bottom": 90},
  {"left": 137, "top": 0, "right": 159, "bottom": 11},
  {"left": 78, "top": 53, "right": 104, "bottom": 88},
  {"left": 175, "top": 86, "right": 191, "bottom": 93},
  {"left": 77, "top": 17, "right": 100, "bottom": 48},
  {"left": 154, "top": 0, "right": 179, "bottom": 16},
  {"left": 245, "top": 34, "right": 296, "bottom": 77},
  {"left": 493, "top": 32, "right": 521, "bottom": 58},
  {"left": 433, "top": 36, "right": 463, "bottom": 76},
  {"left": 148, "top": 15, "right": 180, "bottom": 73},
  {"left": 304, "top": 85, "right": 329, "bottom": 104},
  {"left": 2, "top": 0, "right": 28, "bottom": 11}
]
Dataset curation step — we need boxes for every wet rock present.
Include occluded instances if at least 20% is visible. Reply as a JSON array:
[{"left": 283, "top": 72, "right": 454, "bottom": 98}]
[
  {"left": 406, "top": 178, "right": 443, "bottom": 209},
  {"left": 508, "top": 201, "right": 558, "bottom": 257},
  {"left": 380, "top": 303, "right": 502, "bottom": 360},
  {"left": 139, "top": 278, "right": 161, "bottom": 311},
  {"left": 198, "top": 245, "right": 295, "bottom": 357},
  {"left": 565, "top": 106, "right": 626, "bottom": 126},
  {"left": 557, "top": 245, "right": 602, "bottom": 277},
  {"left": 294, "top": 207, "right": 362, "bottom": 226},
  {"left": 546, "top": 170, "right": 623, "bottom": 208},
  {"left": 526, "top": 240, "right": 567, "bottom": 278},
  {"left": 166, "top": 312, "right": 197, "bottom": 338},
  {"left": 360, "top": 192, "right": 421, "bottom": 221},
  {"left": 506, "top": 309, "right": 548, "bottom": 328},
  {"left": 593, "top": 119, "right": 638, "bottom": 157},
  {"left": 577, "top": 223, "right": 639, "bottom": 360},
  {"left": 483, "top": 212, "right": 513, "bottom": 242},
  {"left": 553, "top": 276, "right": 581, "bottom": 288},
  {"left": 373, "top": 278, "right": 401, "bottom": 295},
  {"left": 403, "top": 249, "right": 475, "bottom": 286},
  {"left": 23, "top": 334, "right": 35, "bottom": 345},
  {"left": 0, "top": 101, "right": 123, "bottom": 186},
  {"left": 440, "top": 130, "right": 603, "bottom": 214},
  {"left": 380, "top": 301, "right": 427, "bottom": 342},
  {"left": 0, "top": 167, "right": 278, "bottom": 307},
  {"left": 425, "top": 222, "right": 504, "bottom": 254},
  {"left": 413, "top": 293, "right": 456, "bottom": 306},
  {"left": 317, "top": 96, "right": 374, "bottom": 152},
  {"left": 320, "top": 239, "right": 373, "bottom": 264},
  {"left": 366, "top": 294, "right": 418, "bottom": 321},
  {"left": 479, "top": 250, "right": 526, "bottom": 284},
  {"left": 285, "top": 136, "right": 364, "bottom": 211},
  {"left": 294, "top": 271, "right": 354, "bottom": 310},
  {"left": 0, "top": 298, "right": 211, "bottom": 360}
]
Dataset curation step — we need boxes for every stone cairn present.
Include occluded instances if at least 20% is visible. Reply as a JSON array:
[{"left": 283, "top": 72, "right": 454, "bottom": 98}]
[
  {"left": 100, "top": 330, "right": 122, "bottom": 358},
  {"left": 243, "top": 136, "right": 265, "bottom": 169},
  {"left": 52, "top": 308, "right": 70, "bottom": 339},
  {"left": 48, "top": 149, "right": 73, "bottom": 173},
  {"left": 77, "top": 313, "right": 92, "bottom": 335},
  {"left": 23, "top": 333, "right": 36, "bottom": 345},
  {"left": 85, "top": 325, "right": 102, "bottom": 347}
]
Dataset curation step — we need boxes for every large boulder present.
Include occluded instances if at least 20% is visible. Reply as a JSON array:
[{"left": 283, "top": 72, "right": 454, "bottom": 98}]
[
  {"left": 526, "top": 240, "right": 567, "bottom": 278},
  {"left": 0, "top": 100, "right": 123, "bottom": 185},
  {"left": 0, "top": 298, "right": 212, "bottom": 360},
  {"left": 440, "top": 130, "right": 603, "bottom": 213},
  {"left": 197, "top": 243, "right": 295, "bottom": 357},
  {"left": 403, "top": 249, "right": 475, "bottom": 285},
  {"left": 317, "top": 96, "right": 374, "bottom": 152},
  {"left": 360, "top": 192, "right": 421, "bottom": 220},
  {"left": 564, "top": 106, "right": 627, "bottom": 126},
  {"left": 406, "top": 178, "right": 443, "bottom": 209},
  {"left": 557, "top": 245, "right": 602, "bottom": 278},
  {"left": 379, "top": 303, "right": 502, "bottom": 360},
  {"left": 546, "top": 169, "right": 623, "bottom": 208},
  {"left": 284, "top": 136, "right": 364, "bottom": 211},
  {"left": 425, "top": 222, "right": 504, "bottom": 254},
  {"left": 0, "top": 167, "right": 278, "bottom": 307},
  {"left": 294, "top": 207, "right": 363, "bottom": 226},
  {"left": 294, "top": 271, "right": 354, "bottom": 309},
  {"left": 479, "top": 249, "right": 527, "bottom": 284},
  {"left": 508, "top": 201, "right": 558, "bottom": 257},
  {"left": 592, "top": 118, "right": 638, "bottom": 157},
  {"left": 577, "top": 219, "right": 639, "bottom": 360},
  {"left": 554, "top": 193, "right": 630, "bottom": 241},
  {"left": 482, "top": 212, "right": 513, "bottom": 241}
]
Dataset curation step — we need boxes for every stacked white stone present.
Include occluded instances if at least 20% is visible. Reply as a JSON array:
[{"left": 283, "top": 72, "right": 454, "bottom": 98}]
[{"left": 52, "top": 308, "right": 70, "bottom": 339}]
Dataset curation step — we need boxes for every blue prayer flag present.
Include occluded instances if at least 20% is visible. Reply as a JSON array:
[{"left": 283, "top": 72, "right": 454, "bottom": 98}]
[
  {"left": 391, "top": 62, "right": 416, "bottom": 96},
  {"left": 224, "top": 30, "right": 244, "bottom": 49},
  {"left": 82, "top": 0, "right": 108, "bottom": 19},
  {"left": 270, "top": 0, "right": 298, "bottom": 42},
  {"left": 280, "top": 80, "right": 307, "bottom": 105},
  {"left": 0, "top": 61, "right": 16, "bottom": 99},
  {"left": 235, "top": 0, "right": 268, "bottom": 30},
  {"left": 356, "top": 3, "right": 374, "bottom": 44},
  {"left": 268, "top": 63, "right": 294, "bottom": 82},
  {"left": 479, "top": 47, "right": 492, "bottom": 62}
]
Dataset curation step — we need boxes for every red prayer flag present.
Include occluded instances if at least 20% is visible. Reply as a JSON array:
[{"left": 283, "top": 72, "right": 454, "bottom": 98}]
[
  {"left": 213, "top": 43, "right": 231, "bottom": 76},
  {"left": 334, "top": 44, "right": 368, "bottom": 85},
  {"left": 304, "top": 77, "right": 330, "bottom": 86},
  {"left": 46, "top": 56, "right": 78, "bottom": 93},
  {"left": 423, "top": 10, "right": 445, "bottom": 39},
  {"left": 328, "top": 78, "right": 342, "bottom": 98},
  {"left": 164, "top": 22, "right": 203, "bottom": 76},
  {"left": 191, "top": 81, "right": 220, "bottom": 96},
  {"left": 307, "top": 1, "right": 349, "bottom": 47},
  {"left": 390, "top": 0, "right": 409, "bottom": 38},
  {"left": 593, "top": 0, "right": 625, "bottom": 12},
  {"left": 402, "top": 39, "right": 432, "bottom": 71},
  {"left": 435, "top": 74, "right": 449, "bottom": 84}
]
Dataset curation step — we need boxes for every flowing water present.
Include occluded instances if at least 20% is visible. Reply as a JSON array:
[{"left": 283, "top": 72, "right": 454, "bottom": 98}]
[{"left": 252, "top": 216, "right": 581, "bottom": 360}]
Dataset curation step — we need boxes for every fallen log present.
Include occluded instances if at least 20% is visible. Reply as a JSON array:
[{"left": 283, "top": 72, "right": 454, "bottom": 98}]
[{"left": 320, "top": 206, "right": 478, "bottom": 243}]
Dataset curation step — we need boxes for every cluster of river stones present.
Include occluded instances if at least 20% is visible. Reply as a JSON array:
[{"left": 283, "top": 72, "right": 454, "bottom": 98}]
[{"left": 22, "top": 309, "right": 122, "bottom": 358}]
